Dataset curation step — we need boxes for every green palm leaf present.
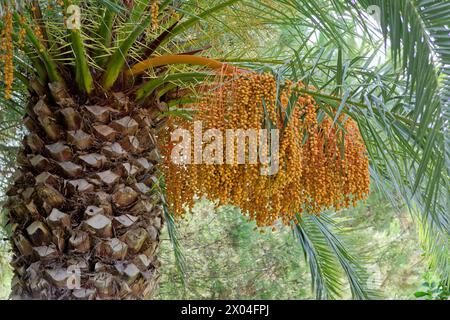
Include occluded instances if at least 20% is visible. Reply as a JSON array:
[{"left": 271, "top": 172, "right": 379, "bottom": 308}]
[{"left": 294, "top": 213, "right": 379, "bottom": 299}]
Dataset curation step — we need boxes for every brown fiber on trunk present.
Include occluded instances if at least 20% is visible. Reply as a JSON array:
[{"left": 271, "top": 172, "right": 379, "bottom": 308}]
[{"left": 5, "top": 84, "right": 164, "bottom": 300}]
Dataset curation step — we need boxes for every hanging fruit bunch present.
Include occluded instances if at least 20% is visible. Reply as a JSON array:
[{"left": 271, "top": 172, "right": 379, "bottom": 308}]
[
  {"left": 151, "top": 0, "right": 160, "bottom": 30},
  {"left": 160, "top": 69, "right": 370, "bottom": 227},
  {"left": 0, "top": 7, "right": 14, "bottom": 99}
]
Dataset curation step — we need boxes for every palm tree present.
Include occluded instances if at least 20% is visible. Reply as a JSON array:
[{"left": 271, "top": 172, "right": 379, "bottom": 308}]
[
  {"left": 0, "top": 0, "right": 253, "bottom": 299},
  {"left": 0, "top": 0, "right": 448, "bottom": 300}
]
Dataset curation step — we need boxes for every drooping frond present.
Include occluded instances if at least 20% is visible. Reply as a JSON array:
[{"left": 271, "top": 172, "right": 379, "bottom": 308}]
[{"left": 294, "top": 213, "right": 379, "bottom": 299}]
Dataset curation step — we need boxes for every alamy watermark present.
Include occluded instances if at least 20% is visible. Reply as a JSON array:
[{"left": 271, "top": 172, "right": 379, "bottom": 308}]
[
  {"left": 66, "top": 5, "right": 81, "bottom": 30},
  {"left": 170, "top": 121, "right": 280, "bottom": 176},
  {"left": 351, "top": 0, "right": 381, "bottom": 27}
]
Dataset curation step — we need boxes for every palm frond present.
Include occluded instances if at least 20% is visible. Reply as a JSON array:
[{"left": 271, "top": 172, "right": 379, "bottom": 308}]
[
  {"left": 353, "top": 0, "right": 449, "bottom": 228},
  {"left": 294, "top": 213, "right": 379, "bottom": 299},
  {"left": 351, "top": 0, "right": 450, "bottom": 283},
  {"left": 12, "top": 12, "right": 64, "bottom": 84},
  {"left": 157, "top": 177, "right": 187, "bottom": 287},
  {"left": 102, "top": 9, "right": 153, "bottom": 89},
  {"left": 293, "top": 216, "right": 342, "bottom": 299}
]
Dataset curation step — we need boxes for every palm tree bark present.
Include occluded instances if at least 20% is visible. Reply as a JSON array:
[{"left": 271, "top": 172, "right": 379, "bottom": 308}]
[{"left": 5, "top": 84, "right": 164, "bottom": 299}]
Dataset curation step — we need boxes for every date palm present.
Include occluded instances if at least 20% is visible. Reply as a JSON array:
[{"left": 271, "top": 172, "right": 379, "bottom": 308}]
[{"left": 0, "top": 0, "right": 245, "bottom": 299}]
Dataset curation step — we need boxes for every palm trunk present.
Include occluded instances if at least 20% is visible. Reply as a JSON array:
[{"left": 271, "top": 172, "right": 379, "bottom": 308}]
[{"left": 5, "top": 84, "right": 164, "bottom": 299}]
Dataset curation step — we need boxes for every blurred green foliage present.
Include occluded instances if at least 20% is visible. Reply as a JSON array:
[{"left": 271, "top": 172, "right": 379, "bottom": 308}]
[
  {"left": 157, "top": 191, "right": 427, "bottom": 299},
  {"left": 157, "top": 201, "right": 312, "bottom": 299},
  {"left": 414, "top": 273, "right": 450, "bottom": 300}
]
